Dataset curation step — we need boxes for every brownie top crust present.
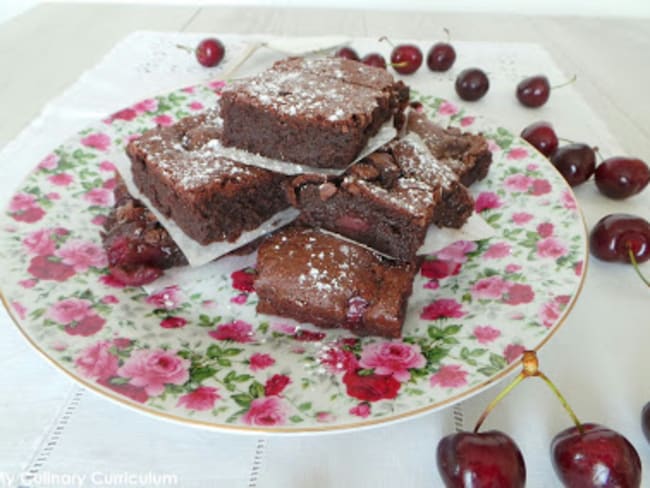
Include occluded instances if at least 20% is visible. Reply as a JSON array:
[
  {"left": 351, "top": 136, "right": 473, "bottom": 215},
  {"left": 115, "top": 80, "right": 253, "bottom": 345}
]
[
  {"left": 406, "top": 110, "right": 491, "bottom": 182},
  {"left": 127, "top": 110, "right": 275, "bottom": 192},
  {"left": 273, "top": 56, "right": 399, "bottom": 91},
  {"left": 256, "top": 226, "right": 416, "bottom": 313},
  {"left": 338, "top": 135, "right": 460, "bottom": 220},
  {"left": 222, "top": 57, "right": 396, "bottom": 122}
]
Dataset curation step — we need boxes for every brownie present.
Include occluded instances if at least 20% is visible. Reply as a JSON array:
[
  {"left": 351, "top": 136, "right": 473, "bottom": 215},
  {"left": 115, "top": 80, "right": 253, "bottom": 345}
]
[
  {"left": 101, "top": 176, "right": 266, "bottom": 285},
  {"left": 255, "top": 227, "right": 417, "bottom": 338},
  {"left": 219, "top": 56, "right": 409, "bottom": 169},
  {"left": 126, "top": 110, "right": 290, "bottom": 245},
  {"left": 101, "top": 177, "right": 188, "bottom": 285},
  {"left": 407, "top": 110, "right": 492, "bottom": 186},
  {"left": 287, "top": 135, "right": 474, "bottom": 261}
]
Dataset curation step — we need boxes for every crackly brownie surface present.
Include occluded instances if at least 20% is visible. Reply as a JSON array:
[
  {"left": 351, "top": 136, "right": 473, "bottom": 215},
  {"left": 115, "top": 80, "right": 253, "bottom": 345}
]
[
  {"left": 406, "top": 110, "right": 492, "bottom": 186},
  {"left": 126, "top": 110, "right": 290, "bottom": 245},
  {"left": 288, "top": 135, "right": 474, "bottom": 261},
  {"left": 255, "top": 227, "right": 417, "bottom": 338},
  {"left": 220, "top": 56, "right": 409, "bottom": 168}
]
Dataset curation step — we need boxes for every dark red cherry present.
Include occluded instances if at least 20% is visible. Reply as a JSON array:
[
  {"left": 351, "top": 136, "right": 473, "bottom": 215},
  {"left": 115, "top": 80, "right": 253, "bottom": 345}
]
[
  {"left": 427, "top": 42, "right": 456, "bottom": 72},
  {"left": 642, "top": 402, "right": 650, "bottom": 443},
  {"left": 551, "top": 423, "right": 642, "bottom": 488},
  {"left": 594, "top": 157, "right": 650, "bottom": 199},
  {"left": 589, "top": 214, "right": 650, "bottom": 264},
  {"left": 516, "top": 75, "right": 551, "bottom": 108},
  {"left": 436, "top": 431, "right": 526, "bottom": 487},
  {"left": 551, "top": 143, "right": 596, "bottom": 186},
  {"left": 195, "top": 38, "right": 225, "bottom": 67},
  {"left": 334, "top": 46, "right": 360, "bottom": 61},
  {"left": 520, "top": 121, "right": 558, "bottom": 157},
  {"left": 455, "top": 68, "right": 489, "bottom": 101},
  {"left": 361, "top": 53, "right": 387, "bottom": 69},
  {"left": 390, "top": 44, "right": 423, "bottom": 75}
]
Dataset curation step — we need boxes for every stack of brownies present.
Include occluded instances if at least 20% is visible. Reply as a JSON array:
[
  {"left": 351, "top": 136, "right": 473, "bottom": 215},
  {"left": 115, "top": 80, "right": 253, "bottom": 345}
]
[{"left": 102, "top": 56, "right": 492, "bottom": 338}]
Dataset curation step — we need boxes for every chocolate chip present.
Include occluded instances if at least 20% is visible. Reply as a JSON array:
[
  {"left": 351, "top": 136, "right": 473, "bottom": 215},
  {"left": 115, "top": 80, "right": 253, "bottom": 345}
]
[{"left": 365, "top": 152, "right": 400, "bottom": 187}]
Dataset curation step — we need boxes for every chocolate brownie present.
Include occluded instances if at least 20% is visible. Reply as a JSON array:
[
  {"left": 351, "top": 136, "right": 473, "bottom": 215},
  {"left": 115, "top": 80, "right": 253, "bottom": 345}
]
[
  {"left": 287, "top": 135, "right": 474, "bottom": 261},
  {"left": 255, "top": 227, "right": 417, "bottom": 338},
  {"left": 102, "top": 177, "right": 188, "bottom": 285},
  {"left": 102, "top": 176, "right": 266, "bottom": 285},
  {"left": 127, "top": 110, "right": 290, "bottom": 245},
  {"left": 219, "top": 56, "right": 409, "bottom": 168},
  {"left": 407, "top": 110, "right": 492, "bottom": 186}
]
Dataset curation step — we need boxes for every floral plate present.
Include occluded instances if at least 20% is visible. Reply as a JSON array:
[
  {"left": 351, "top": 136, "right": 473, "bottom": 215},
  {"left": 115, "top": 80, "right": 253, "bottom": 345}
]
[{"left": 0, "top": 82, "right": 586, "bottom": 433}]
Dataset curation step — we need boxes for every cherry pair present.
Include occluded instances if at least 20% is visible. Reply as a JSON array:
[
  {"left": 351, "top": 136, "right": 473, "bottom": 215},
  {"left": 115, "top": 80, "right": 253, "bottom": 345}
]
[{"left": 437, "top": 351, "right": 642, "bottom": 487}]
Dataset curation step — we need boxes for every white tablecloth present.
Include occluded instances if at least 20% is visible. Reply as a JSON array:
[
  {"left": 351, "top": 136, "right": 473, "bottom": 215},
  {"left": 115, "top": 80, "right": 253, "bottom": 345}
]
[{"left": 0, "top": 32, "right": 648, "bottom": 488}]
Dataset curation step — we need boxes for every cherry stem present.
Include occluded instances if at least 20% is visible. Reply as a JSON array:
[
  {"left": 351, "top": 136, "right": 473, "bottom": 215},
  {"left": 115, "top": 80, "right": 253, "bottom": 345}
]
[
  {"left": 444, "top": 27, "right": 451, "bottom": 43},
  {"left": 537, "top": 371, "right": 584, "bottom": 435},
  {"left": 628, "top": 247, "right": 650, "bottom": 287},
  {"left": 551, "top": 74, "right": 577, "bottom": 90},
  {"left": 176, "top": 44, "right": 194, "bottom": 54},
  {"left": 473, "top": 351, "right": 584, "bottom": 436},
  {"left": 378, "top": 35, "right": 395, "bottom": 48},
  {"left": 473, "top": 372, "right": 525, "bottom": 433}
]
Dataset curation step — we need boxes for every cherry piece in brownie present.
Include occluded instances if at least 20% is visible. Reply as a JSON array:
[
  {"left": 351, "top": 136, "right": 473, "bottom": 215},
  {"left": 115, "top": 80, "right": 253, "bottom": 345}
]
[
  {"left": 219, "top": 56, "right": 409, "bottom": 169},
  {"left": 255, "top": 227, "right": 417, "bottom": 338},
  {"left": 127, "top": 110, "right": 290, "bottom": 246},
  {"left": 287, "top": 135, "right": 474, "bottom": 261},
  {"left": 406, "top": 110, "right": 492, "bottom": 186}
]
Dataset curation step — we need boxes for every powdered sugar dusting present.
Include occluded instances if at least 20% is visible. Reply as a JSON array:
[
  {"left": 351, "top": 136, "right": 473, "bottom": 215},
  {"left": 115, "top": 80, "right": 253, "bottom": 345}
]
[
  {"left": 264, "top": 228, "right": 378, "bottom": 296},
  {"left": 227, "top": 70, "right": 383, "bottom": 119},
  {"left": 397, "top": 133, "right": 458, "bottom": 189},
  {"left": 344, "top": 176, "right": 436, "bottom": 220},
  {"left": 224, "top": 56, "right": 398, "bottom": 121},
  {"left": 132, "top": 111, "right": 257, "bottom": 191}
]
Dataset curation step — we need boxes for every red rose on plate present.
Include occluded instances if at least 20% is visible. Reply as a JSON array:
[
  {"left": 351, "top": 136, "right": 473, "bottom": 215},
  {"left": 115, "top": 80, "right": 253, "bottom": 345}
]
[
  {"left": 342, "top": 370, "right": 401, "bottom": 402},
  {"left": 429, "top": 364, "right": 468, "bottom": 388},
  {"left": 177, "top": 386, "right": 220, "bottom": 411},
  {"left": 64, "top": 314, "right": 106, "bottom": 337},
  {"left": 504, "top": 283, "right": 535, "bottom": 305},
  {"left": 75, "top": 341, "right": 119, "bottom": 380},
  {"left": 27, "top": 255, "right": 75, "bottom": 281},
  {"left": 242, "top": 396, "right": 288, "bottom": 426},
  {"left": 22, "top": 228, "right": 57, "bottom": 256},
  {"left": 249, "top": 353, "right": 275, "bottom": 372},
  {"left": 12, "top": 206, "right": 46, "bottom": 223},
  {"left": 109, "top": 108, "right": 137, "bottom": 122},
  {"left": 160, "top": 316, "right": 187, "bottom": 329},
  {"left": 231, "top": 268, "right": 256, "bottom": 292},
  {"left": 420, "top": 298, "right": 466, "bottom": 320},
  {"left": 420, "top": 259, "right": 461, "bottom": 280},
  {"left": 209, "top": 320, "right": 254, "bottom": 343},
  {"left": 530, "top": 178, "right": 552, "bottom": 196},
  {"left": 474, "top": 191, "right": 502, "bottom": 212},
  {"left": 264, "top": 374, "right": 291, "bottom": 396}
]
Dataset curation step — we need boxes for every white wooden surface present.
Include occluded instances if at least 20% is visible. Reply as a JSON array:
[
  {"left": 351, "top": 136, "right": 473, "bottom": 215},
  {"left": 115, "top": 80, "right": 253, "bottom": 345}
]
[{"left": 0, "top": 5, "right": 649, "bottom": 487}]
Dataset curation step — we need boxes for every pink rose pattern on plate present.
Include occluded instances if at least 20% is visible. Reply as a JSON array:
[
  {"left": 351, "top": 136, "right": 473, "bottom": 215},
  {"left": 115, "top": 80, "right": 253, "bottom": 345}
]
[{"left": 0, "top": 87, "right": 586, "bottom": 431}]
